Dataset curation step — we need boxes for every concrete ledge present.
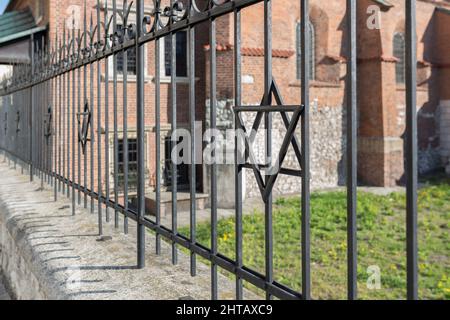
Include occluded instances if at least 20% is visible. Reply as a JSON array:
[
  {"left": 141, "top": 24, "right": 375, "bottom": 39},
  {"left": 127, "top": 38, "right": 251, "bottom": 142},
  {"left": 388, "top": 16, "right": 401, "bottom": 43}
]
[{"left": 0, "top": 159, "right": 255, "bottom": 300}]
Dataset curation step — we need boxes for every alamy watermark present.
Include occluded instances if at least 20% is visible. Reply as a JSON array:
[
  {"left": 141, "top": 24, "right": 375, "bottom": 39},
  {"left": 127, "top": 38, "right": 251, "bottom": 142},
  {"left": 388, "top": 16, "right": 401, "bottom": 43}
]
[
  {"left": 169, "top": 122, "right": 282, "bottom": 176},
  {"left": 367, "top": 265, "right": 382, "bottom": 290}
]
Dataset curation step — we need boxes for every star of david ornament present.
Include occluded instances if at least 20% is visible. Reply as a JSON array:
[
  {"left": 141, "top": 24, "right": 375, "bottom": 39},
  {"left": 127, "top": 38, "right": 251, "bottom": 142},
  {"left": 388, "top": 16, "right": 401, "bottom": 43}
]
[
  {"left": 44, "top": 105, "right": 52, "bottom": 141},
  {"left": 77, "top": 100, "right": 91, "bottom": 155},
  {"left": 234, "top": 79, "right": 304, "bottom": 203}
]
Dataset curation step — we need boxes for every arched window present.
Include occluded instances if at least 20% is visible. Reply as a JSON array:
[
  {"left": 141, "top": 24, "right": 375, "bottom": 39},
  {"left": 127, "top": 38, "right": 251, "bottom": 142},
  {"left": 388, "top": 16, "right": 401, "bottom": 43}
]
[
  {"left": 296, "top": 21, "right": 315, "bottom": 81},
  {"left": 393, "top": 32, "right": 405, "bottom": 84}
]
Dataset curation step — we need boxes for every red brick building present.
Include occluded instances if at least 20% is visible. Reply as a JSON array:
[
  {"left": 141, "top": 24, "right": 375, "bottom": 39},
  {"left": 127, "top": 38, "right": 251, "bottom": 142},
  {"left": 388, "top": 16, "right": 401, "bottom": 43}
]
[{"left": 1, "top": 0, "right": 450, "bottom": 207}]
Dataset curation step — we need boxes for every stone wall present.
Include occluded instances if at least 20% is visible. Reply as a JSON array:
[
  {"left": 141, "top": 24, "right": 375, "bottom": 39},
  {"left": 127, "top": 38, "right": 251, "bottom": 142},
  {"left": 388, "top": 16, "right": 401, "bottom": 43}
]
[
  {"left": 439, "top": 100, "right": 450, "bottom": 174},
  {"left": 204, "top": 99, "right": 345, "bottom": 200},
  {"left": 242, "top": 104, "right": 345, "bottom": 199}
]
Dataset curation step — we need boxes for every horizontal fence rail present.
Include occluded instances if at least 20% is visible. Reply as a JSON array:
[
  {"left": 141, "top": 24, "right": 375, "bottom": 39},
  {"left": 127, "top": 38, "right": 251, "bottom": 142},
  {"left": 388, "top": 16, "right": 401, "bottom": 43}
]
[{"left": 0, "top": 0, "right": 418, "bottom": 300}]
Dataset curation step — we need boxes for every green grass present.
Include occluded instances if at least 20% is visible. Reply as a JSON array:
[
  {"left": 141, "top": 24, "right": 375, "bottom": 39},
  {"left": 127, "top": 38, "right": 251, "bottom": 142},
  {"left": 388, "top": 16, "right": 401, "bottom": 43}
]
[{"left": 180, "top": 175, "right": 450, "bottom": 300}]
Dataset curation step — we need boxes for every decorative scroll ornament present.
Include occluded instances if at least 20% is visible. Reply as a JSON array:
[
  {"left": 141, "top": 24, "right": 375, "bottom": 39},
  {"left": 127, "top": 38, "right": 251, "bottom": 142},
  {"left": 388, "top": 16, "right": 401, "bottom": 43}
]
[
  {"left": 234, "top": 79, "right": 304, "bottom": 203},
  {"left": 77, "top": 100, "right": 91, "bottom": 155}
]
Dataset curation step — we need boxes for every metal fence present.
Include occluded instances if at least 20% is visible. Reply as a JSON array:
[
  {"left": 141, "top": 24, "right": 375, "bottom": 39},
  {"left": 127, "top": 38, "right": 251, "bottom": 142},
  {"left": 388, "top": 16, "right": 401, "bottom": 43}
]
[{"left": 0, "top": 0, "right": 418, "bottom": 300}]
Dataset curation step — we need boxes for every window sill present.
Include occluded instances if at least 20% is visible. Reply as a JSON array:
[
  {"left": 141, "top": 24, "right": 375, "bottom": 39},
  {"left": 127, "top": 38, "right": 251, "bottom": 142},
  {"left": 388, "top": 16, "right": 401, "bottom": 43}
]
[
  {"left": 101, "top": 74, "right": 200, "bottom": 84},
  {"left": 289, "top": 80, "right": 342, "bottom": 88},
  {"left": 101, "top": 74, "right": 152, "bottom": 83},
  {"left": 396, "top": 85, "right": 428, "bottom": 92},
  {"left": 158, "top": 76, "right": 200, "bottom": 84}
]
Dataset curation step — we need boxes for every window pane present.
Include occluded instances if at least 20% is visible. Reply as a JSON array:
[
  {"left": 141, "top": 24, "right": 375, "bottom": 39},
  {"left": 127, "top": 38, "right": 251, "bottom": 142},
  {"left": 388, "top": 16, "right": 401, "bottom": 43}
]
[
  {"left": 394, "top": 33, "right": 405, "bottom": 84},
  {"left": 164, "top": 36, "right": 171, "bottom": 77},
  {"left": 127, "top": 48, "right": 137, "bottom": 75},
  {"left": 118, "top": 138, "right": 138, "bottom": 174},
  {"left": 116, "top": 25, "right": 137, "bottom": 75},
  {"left": 296, "top": 23, "right": 301, "bottom": 80},
  {"left": 296, "top": 22, "right": 315, "bottom": 81},
  {"left": 176, "top": 32, "right": 187, "bottom": 77},
  {"left": 164, "top": 32, "right": 187, "bottom": 77}
]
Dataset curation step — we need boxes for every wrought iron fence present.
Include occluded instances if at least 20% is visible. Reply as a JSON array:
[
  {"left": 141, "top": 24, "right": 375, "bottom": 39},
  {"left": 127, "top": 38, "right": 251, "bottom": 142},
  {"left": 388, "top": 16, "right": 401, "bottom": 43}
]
[{"left": 0, "top": 0, "right": 419, "bottom": 300}]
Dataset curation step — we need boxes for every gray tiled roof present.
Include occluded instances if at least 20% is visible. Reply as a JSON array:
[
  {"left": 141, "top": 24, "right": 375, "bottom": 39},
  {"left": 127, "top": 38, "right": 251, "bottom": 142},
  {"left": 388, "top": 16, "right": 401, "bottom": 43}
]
[{"left": 0, "top": 9, "right": 37, "bottom": 39}]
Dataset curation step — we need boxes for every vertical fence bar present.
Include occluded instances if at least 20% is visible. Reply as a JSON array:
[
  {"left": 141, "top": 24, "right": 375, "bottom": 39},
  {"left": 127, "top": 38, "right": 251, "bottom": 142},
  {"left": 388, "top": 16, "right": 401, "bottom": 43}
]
[
  {"left": 136, "top": 0, "right": 146, "bottom": 269},
  {"left": 97, "top": 1, "right": 103, "bottom": 235},
  {"left": 234, "top": 6, "right": 243, "bottom": 301},
  {"left": 58, "top": 38, "right": 63, "bottom": 192},
  {"left": 122, "top": 0, "right": 129, "bottom": 234},
  {"left": 42, "top": 74, "right": 46, "bottom": 185},
  {"left": 104, "top": 1, "right": 110, "bottom": 223},
  {"left": 34, "top": 59, "right": 37, "bottom": 178},
  {"left": 29, "top": 34, "right": 34, "bottom": 182},
  {"left": 43, "top": 56, "right": 48, "bottom": 181},
  {"left": 39, "top": 68, "right": 43, "bottom": 186},
  {"left": 189, "top": 22, "right": 197, "bottom": 278},
  {"left": 210, "top": 14, "right": 218, "bottom": 300},
  {"left": 263, "top": 0, "right": 274, "bottom": 301},
  {"left": 54, "top": 34, "right": 58, "bottom": 201},
  {"left": 50, "top": 45, "right": 55, "bottom": 191},
  {"left": 41, "top": 70, "right": 45, "bottom": 186},
  {"left": 300, "top": 0, "right": 311, "bottom": 300},
  {"left": 72, "top": 21, "right": 77, "bottom": 215},
  {"left": 47, "top": 60, "right": 51, "bottom": 184},
  {"left": 155, "top": 16, "right": 162, "bottom": 255},
  {"left": 77, "top": 29, "right": 82, "bottom": 206},
  {"left": 405, "top": 0, "right": 418, "bottom": 301},
  {"left": 67, "top": 32, "right": 71, "bottom": 199},
  {"left": 62, "top": 28, "right": 67, "bottom": 194},
  {"left": 39, "top": 71, "right": 42, "bottom": 181},
  {"left": 41, "top": 48, "right": 46, "bottom": 188},
  {"left": 113, "top": 0, "right": 120, "bottom": 228},
  {"left": 346, "top": 0, "right": 357, "bottom": 300},
  {"left": 171, "top": 0, "right": 178, "bottom": 265},
  {"left": 90, "top": 13, "right": 95, "bottom": 213},
  {"left": 83, "top": 2, "right": 88, "bottom": 208},
  {"left": 40, "top": 51, "right": 44, "bottom": 183}
]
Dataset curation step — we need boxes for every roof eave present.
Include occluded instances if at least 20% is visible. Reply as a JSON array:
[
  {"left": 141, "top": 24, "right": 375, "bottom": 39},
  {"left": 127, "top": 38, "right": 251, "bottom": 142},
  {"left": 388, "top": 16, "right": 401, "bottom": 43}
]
[
  {"left": 436, "top": 6, "right": 450, "bottom": 16},
  {"left": 0, "top": 25, "right": 47, "bottom": 46}
]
